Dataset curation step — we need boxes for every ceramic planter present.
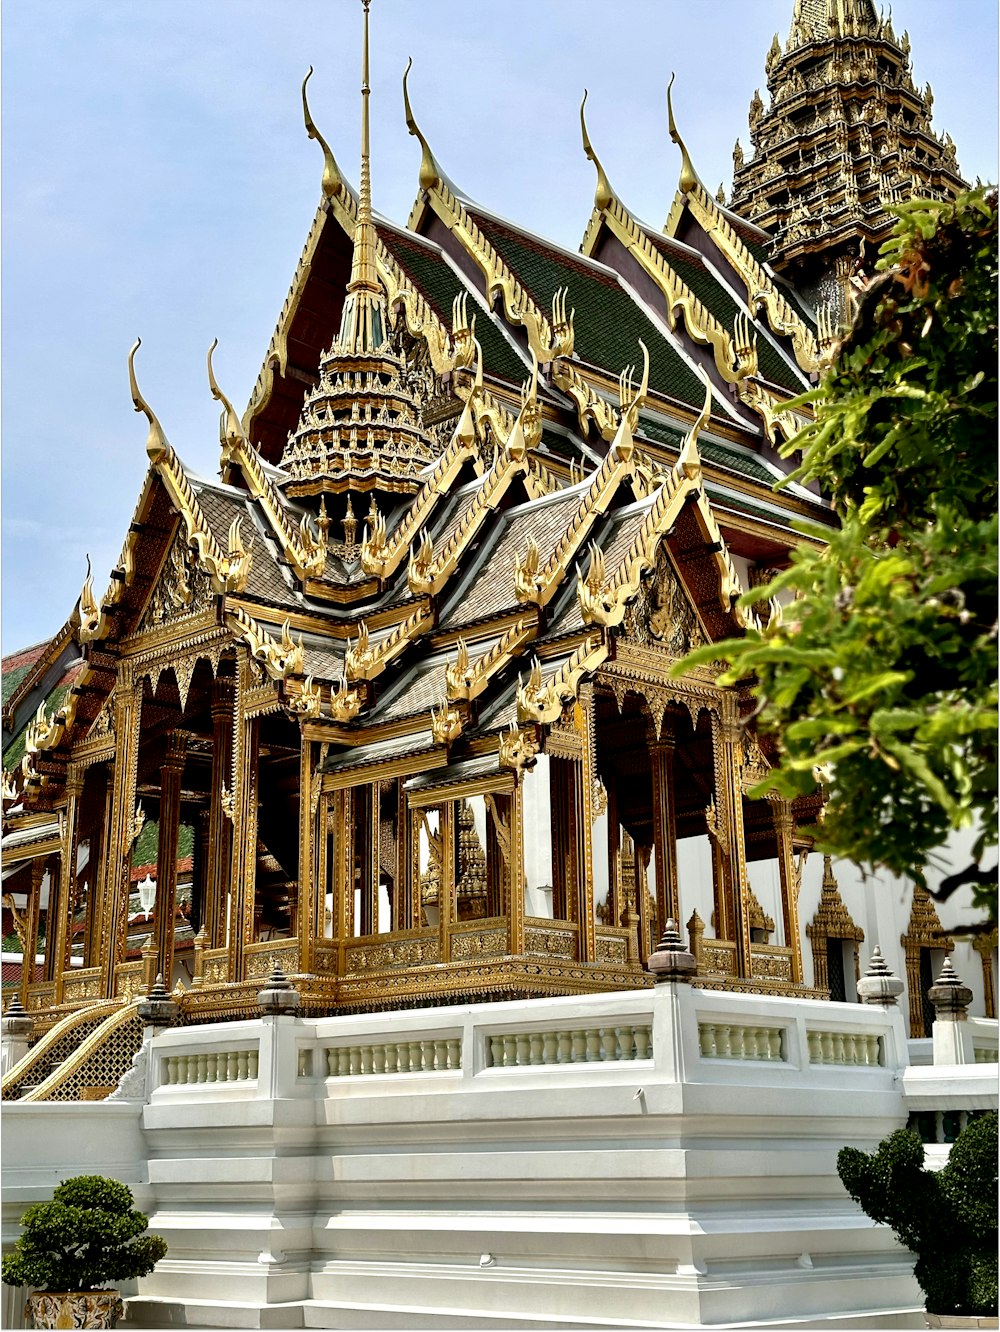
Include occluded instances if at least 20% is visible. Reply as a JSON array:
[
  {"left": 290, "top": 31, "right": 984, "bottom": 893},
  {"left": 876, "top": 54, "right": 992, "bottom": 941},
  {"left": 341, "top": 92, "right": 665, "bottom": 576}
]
[{"left": 24, "top": 1290, "right": 123, "bottom": 1330}]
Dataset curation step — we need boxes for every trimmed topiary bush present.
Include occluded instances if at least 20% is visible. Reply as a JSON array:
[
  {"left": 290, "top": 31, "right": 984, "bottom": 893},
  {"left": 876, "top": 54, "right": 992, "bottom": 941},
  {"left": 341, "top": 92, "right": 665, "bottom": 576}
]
[
  {"left": 1, "top": 1174, "right": 167, "bottom": 1292},
  {"left": 837, "top": 1111, "right": 998, "bottom": 1316}
]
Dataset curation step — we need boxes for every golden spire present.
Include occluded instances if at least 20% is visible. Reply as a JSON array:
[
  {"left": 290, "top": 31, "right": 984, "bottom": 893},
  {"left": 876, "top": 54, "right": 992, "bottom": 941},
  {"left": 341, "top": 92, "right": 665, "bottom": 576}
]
[{"left": 337, "top": 0, "right": 387, "bottom": 353}]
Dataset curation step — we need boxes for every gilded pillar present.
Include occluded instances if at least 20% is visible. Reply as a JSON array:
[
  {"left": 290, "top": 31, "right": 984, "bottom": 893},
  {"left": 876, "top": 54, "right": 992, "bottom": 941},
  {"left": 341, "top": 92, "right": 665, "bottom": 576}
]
[
  {"left": 507, "top": 780, "right": 525, "bottom": 957},
  {"left": 973, "top": 929, "right": 998, "bottom": 1020},
  {"left": 53, "top": 771, "right": 83, "bottom": 1004},
  {"left": 298, "top": 736, "right": 317, "bottom": 974},
  {"left": 635, "top": 844, "right": 653, "bottom": 964},
  {"left": 20, "top": 859, "right": 44, "bottom": 1006},
  {"left": 100, "top": 671, "right": 143, "bottom": 1000},
  {"left": 203, "top": 677, "right": 234, "bottom": 950},
  {"left": 227, "top": 661, "right": 260, "bottom": 982},
  {"left": 334, "top": 789, "right": 352, "bottom": 973},
  {"left": 578, "top": 685, "right": 597, "bottom": 963},
  {"left": 650, "top": 728, "right": 679, "bottom": 937},
  {"left": 436, "top": 801, "right": 456, "bottom": 963},
  {"left": 153, "top": 730, "right": 188, "bottom": 985},
  {"left": 396, "top": 780, "right": 410, "bottom": 930},
  {"left": 774, "top": 799, "right": 803, "bottom": 983},
  {"left": 607, "top": 780, "right": 621, "bottom": 934},
  {"left": 717, "top": 697, "right": 752, "bottom": 979}
]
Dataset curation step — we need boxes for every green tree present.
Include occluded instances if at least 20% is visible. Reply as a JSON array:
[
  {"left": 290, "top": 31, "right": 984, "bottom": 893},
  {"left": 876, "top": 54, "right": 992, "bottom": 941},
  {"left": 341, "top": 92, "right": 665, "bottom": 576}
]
[
  {"left": 1, "top": 1175, "right": 167, "bottom": 1291},
  {"left": 677, "top": 189, "right": 998, "bottom": 920}
]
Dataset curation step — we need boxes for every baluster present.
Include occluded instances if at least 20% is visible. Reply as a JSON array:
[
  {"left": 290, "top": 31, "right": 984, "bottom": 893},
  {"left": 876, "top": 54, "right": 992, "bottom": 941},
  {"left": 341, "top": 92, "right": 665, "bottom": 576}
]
[
  {"left": 510, "top": 1033, "right": 527, "bottom": 1066},
  {"left": 498, "top": 1035, "right": 514, "bottom": 1068},
  {"left": 556, "top": 1030, "right": 573, "bottom": 1063},
  {"left": 868, "top": 1035, "right": 881, "bottom": 1066},
  {"left": 571, "top": 1030, "right": 587, "bottom": 1063},
  {"left": 528, "top": 1033, "right": 544, "bottom": 1065},
  {"left": 248, "top": 1050, "right": 259, "bottom": 1079},
  {"left": 767, "top": 1029, "right": 783, "bottom": 1061},
  {"left": 806, "top": 1031, "right": 821, "bottom": 1063},
  {"left": 542, "top": 1031, "right": 558, "bottom": 1065},
  {"left": 633, "top": 1026, "right": 652, "bottom": 1060},
  {"left": 600, "top": 1028, "right": 617, "bottom": 1061},
  {"left": 336, "top": 1048, "right": 350, "bottom": 1077},
  {"left": 348, "top": 1048, "right": 362, "bottom": 1076},
  {"left": 717, "top": 1025, "right": 733, "bottom": 1058},
  {"left": 432, "top": 1039, "right": 447, "bottom": 1070},
  {"left": 585, "top": 1029, "right": 602, "bottom": 1062},
  {"left": 235, "top": 1049, "right": 248, "bottom": 1080},
  {"left": 163, "top": 1057, "right": 175, "bottom": 1085},
  {"left": 419, "top": 1040, "right": 432, "bottom": 1071},
  {"left": 741, "top": 1028, "right": 756, "bottom": 1059},
  {"left": 615, "top": 1026, "right": 634, "bottom": 1060},
  {"left": 446, "top": 1038, "right": 461, "bottom": 1069},
  {"left": 489, "top": 1035, "right": 504, "bottom": 1068},
  {"left": 833, "top": 1031, "right": 847, "bottom": 1063},
  {"left": 192, "top": 1053, "right": 205, "bottom": 1084},
  {"left": 384, "top": 1043, "right": 400, "bottom": 1073},
  {"left": 821, "top": 1031, "right": 835, "bottom": 1063},
  {"left": 371, "top": 1046, "right": 386, "bottom": 1074},
  {"left": 407, "top": 1041, "right": 421, "bottom": 1072}
]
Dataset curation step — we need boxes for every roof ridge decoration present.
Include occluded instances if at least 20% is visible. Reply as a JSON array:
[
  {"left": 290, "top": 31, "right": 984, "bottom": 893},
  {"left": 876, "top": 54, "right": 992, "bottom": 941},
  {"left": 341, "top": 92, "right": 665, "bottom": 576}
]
[
  {"left": 207, "top": 341, "right": 328, "bottom": 580},
  {"left": 663, "top": 78, "right": 820, "bottom": 376},
  {"left": 302, "top": 66, "right": 348, "bottom": 203},
  {"left": 445, "top": 617, "right": 538, "bottom": 705},
  {"left": 403, "top": 64, "right": 573, "bottom": 365},
  {"left": 515, "top": 343, "right": 649, "bottom": 609},
  {"left": 344, "top": 604, "right": 435, "bottom": 683},
  {"left": 223, "top": 608, "right": 305, "bottom": 684},
  {"left": 129, "top": 341, "right": 254, "bottom": 596},
  {"left": 577, "top": 371, "right": 759, "bottom": 636},
  {"left": 360, "top": 337, "right": 482, "bottom": 581},
  {"left": 549, "top": 358, "right": 619, "bottom": 442},
  {"left": 406, "top": 358, "right": 539, "bottom": 599},
  {"left": 516, "top": 636, "right": 609, "bottom": 725}
]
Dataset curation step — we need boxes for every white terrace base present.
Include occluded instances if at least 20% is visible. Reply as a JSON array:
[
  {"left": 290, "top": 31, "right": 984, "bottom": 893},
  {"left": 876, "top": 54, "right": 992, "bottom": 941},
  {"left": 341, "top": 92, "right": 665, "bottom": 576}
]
[{"left": 6, "top": 984, "right": 995, "bottom": 1329}]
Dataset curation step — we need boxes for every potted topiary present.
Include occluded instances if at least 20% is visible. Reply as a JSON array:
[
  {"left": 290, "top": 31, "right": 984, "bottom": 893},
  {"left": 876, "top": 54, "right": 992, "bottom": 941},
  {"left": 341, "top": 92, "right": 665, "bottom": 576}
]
[
  {"left": 1, "top": 1174, "right": 167, "bottom": 1330},
  {"left": 838, "top": 1112, "right": 998, "bottom": 1329}
]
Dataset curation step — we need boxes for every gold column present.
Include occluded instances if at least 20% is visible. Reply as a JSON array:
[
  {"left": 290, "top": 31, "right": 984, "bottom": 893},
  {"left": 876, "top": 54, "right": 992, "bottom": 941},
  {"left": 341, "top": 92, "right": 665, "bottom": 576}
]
[
  {"left": 717, "top": 696, "right": 752, "bottom": 979},
  {"left": 396, "top": 781, "right": 410, "bottom": 930},
  {"left": 298, "top": 737, "right": 317, "bottom": 974},
  {"left": 204, "top": 678, "right": 234, "bottom": 949},
  {"left": 774, "top": 799, "right": 803, "bottom": 983},
  {"left": 53, "top": 771, "right": 83, "bottom": 1003},
  {"left": 635, "top": 844, "right": 652, "bottom": 964},
  {"left": 607, "top": 780, "right": 622, "bottom": 935},
  {"left": 334, "top": 789, "right": 351, "bottom": 973},
  {"left": 227, "top": 661, "right": 260, "bottom": 982},
  {"left": 507, "top": 781, "right": 525, "bottom": 957},
  {"left": 973, "top": 929, "right": 998, "bottom": 1020},
  {"left": 100, "top": 671, "right": 143, "bottom": 1000},
  {"left": 578, "top": 685, "right": 597, "bottom": 962},
  {"left": 650, "top": 727, "right": 679, "bottom": 936},
  {"left": 438, "top": 801, "right": 456, "bottom": 963},
  {"left": 153, "top": 730, "right": 188, "bottom": 985},
  {"left": 20, "top": 859, "right": 44, "bottom": 1006}
]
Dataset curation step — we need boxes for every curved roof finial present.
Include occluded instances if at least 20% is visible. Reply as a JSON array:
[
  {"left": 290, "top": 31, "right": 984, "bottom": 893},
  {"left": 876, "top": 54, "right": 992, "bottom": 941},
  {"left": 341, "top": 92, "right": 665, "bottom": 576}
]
[
  {"left": 677, "top": 368, "right": 712, "bottom": 480},
  {"left": 403, "top": 57, "right": 442, "bottom": 193},
  {"left": 207, "top": 339, "right": 248, "bottom": 455},
  {"left": 667, "top": 73, "right": 699, "bottom": 196},
  {"left": 301, "top": 67, "right": 345, "bottom": 201},
  {"left": 127, "top": 338, "right": 170, "bottom": 463},
  {"left": 580, "top": 90, "right": 614, "bottom": 212}
]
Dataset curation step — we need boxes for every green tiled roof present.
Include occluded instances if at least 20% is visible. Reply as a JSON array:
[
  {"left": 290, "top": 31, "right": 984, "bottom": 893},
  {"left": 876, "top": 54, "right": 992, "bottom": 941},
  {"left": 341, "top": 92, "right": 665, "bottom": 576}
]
[
  {"left": 2, "top": 681, "right": 72, "bottom": 771},
  {"left": 648, "top": 233, "right": 804, "bottom": 394},
  {"left": 705, "top": 484, "right": 797, "bottom": 528},
  {"left": 132, "top": 820, "right": 195, "bottom": 868},
  {"left": 465, "top": 211, "right": 706, "bottom": 410},
  {"left": 636, "top": 412, "right": 784, "bottom": 488},
  {"left": 378, "top": 228, "right": 528, "bottom": 386},
  {"left": 1, "top": 662, "right": 33, "bottom": 705}
]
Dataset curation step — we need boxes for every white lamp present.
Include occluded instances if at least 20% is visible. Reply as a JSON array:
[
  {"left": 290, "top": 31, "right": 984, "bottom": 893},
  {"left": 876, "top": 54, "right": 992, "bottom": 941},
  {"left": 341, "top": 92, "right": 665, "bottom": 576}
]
[{"left": 138, "top": 874, "right": 156, "bottom": 917}]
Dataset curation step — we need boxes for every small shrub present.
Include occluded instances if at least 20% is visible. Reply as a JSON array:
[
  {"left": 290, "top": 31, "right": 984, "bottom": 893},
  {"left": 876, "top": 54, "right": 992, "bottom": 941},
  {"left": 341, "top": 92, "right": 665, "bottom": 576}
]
[
  {"left": 838, "top": 1111, "right": 998, "bottom": 1315},
  {"left": 1, "top": 1174, "right": 167, "bottom": 1292}
]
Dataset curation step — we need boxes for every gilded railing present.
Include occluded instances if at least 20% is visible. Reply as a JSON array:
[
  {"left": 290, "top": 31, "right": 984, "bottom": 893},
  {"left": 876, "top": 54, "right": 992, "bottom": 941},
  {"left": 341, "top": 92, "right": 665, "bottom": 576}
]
[
  {"left": 523, "top": 918, "right": 578, "bottom": 961},
  {"left": 61, "top": 968, "right": 103, "bottom": 1004},
  {"left": 343, "top": 928, "right": 438, "bottom": 973},
  {"left": 2, "top": 1000, "right": 119, "bottom": 1100},
  {"left": 244, "top": 939, "right": 300, "bottom": 982},
  {"left": 450, "top": 917, "right": 507, "bottom": 961},
  {"left": 594, "top": 926, "right": 631, "bottom": 965},
  {"left": 114, "top": 960, "right": 145, "bottom": 1002},
  {"left": 22, "top": 1004, "right": 144, "bottom": 1102}
]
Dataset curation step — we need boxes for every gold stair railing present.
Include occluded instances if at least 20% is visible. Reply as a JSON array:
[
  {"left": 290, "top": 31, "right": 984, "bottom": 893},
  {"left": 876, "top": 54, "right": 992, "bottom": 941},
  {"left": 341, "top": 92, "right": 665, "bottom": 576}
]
[
  {"left": 2, "top": 1000, "right": 120, "bottom": 1101},
  {"left": 21, "top": 1004, "right": 145, "bottom": 1102}
]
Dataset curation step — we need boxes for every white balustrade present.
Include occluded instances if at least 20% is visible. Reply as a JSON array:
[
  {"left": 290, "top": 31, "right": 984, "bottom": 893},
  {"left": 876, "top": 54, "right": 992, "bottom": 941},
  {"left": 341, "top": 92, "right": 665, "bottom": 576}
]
[
  {"left": 973, "top": 1046, "right": 999, "bottom": 1063},
  {"left": 486, "top": 1023, "right": 652, "bottom": 1068},
  {"left": 806, "top": 1029, "right": 882, "bottom": 1066},
  {"left": 162, "top": 1047, "right": 259, "bottom": 1085},
  {"left": 698, "top": 1023, "right": 785, "bottom": 1061},
  {"left": 325, "top": 1037, "right": 461, "bottom": 1077}
]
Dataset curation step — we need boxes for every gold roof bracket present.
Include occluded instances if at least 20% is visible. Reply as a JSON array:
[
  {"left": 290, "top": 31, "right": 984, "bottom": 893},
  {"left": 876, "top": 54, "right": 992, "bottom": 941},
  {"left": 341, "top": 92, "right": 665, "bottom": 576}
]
[
  {"left": 301, "top": 66, "right": 347, "bottom": 202},
  {"left": 207, "top": 338, "right": 250, "bottom": 470},
  {"left": 675, "top": 368, "right": 712, "bottom": 483}
]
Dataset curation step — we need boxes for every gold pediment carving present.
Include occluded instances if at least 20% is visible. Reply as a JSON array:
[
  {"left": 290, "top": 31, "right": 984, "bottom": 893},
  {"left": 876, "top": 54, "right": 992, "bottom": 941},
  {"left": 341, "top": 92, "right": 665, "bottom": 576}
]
[
  {"left": 621, "top": 547, "right": 706, "bottom": 657},
  {"left": 138, "top": 529, "right": 213, "bottom": 633}
]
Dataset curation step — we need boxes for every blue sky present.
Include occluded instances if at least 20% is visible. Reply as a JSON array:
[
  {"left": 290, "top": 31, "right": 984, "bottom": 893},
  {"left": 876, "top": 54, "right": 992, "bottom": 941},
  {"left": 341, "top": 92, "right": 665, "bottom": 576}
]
[{"left": 3, "top": 0, "right": 997, "bottom": 653}]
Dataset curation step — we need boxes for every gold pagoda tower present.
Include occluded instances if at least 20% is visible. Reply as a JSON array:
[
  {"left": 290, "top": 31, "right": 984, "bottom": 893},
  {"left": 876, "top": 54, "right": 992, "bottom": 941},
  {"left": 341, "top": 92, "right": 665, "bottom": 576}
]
[{"left": 729, "top": 0, "right": 966, "bottom": 312}]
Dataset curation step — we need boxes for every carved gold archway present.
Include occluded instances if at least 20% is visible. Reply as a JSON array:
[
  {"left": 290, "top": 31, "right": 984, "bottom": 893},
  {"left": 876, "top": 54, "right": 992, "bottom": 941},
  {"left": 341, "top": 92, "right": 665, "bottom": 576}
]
[{"left": 805, "top": 857, "right": 864, "bottom": 997}]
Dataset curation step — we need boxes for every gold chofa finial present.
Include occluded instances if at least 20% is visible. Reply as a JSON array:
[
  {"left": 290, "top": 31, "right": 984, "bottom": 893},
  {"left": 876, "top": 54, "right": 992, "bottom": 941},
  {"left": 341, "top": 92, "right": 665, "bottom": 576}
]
[
  {"left": 127, "top": 338, "right": 170, "bottom": 463},
  {"left": 580, "top": 90, "right": 614, "bottom": 212},
  {"left": 403, "top": 57, "right": 442, "bottom": 194},
  {"left": 207, "top": 339, "right": 248, "bottom": 459},
  {"left": 301, "top": 67, "right": 345, "bottom": 202},
  {"left": 667, "top": 74, "right": 698, "bottom": 196}
]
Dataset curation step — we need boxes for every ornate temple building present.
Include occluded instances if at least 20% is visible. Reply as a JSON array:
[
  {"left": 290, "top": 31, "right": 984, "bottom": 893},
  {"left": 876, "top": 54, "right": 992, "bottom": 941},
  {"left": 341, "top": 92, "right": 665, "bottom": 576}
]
[{"left": 2, "top": 0, "right": 991, "bottom": 1103}]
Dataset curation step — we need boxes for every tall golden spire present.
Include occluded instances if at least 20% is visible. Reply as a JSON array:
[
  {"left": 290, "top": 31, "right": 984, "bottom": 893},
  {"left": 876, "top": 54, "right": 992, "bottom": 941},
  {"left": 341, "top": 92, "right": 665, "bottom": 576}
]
[{"left": 338, "top": 0, "right": 387, "bottom": 352}]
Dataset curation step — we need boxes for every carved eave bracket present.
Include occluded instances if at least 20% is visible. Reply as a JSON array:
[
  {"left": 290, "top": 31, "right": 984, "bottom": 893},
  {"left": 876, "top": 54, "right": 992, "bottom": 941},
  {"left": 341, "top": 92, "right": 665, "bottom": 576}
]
[
  {"left": 344, "top": 605, "right": 435, "bottom": 684},
  {"left": 445, "top": 618, "right": 538, "bottom": 704},
  {"left": 516, "top": 636, "right": 608, "bottom": 725},
  {"left": 225, "top": 608, "right": 304, "bottom": 683}
]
